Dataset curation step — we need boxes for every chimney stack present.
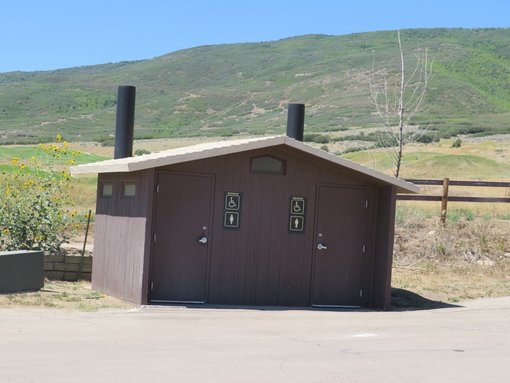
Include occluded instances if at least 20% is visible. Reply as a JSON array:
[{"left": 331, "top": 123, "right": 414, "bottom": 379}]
[
  {"left": 114, "top": 85, "right": 136, "bottom": 159},
  {"left": 286, "top": 103, "right": 305, "bottom": 141}
]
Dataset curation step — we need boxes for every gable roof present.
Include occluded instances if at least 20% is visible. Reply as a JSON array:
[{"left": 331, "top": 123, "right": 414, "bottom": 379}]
[{"left": 70, "top": 135, "right": 418, "bottom": 193}]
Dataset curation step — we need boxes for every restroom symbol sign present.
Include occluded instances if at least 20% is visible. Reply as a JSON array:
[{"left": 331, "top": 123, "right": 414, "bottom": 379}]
[
  {"left": 225, "top": 192, "right": 241, "bottom": 211},
  {"left": 289, "top": 216, "right": 304, "bottom": 232},
  {"left": 290, "top": 197, "right": 305, "bottom": 215},
  {"left": 224, "top": 212, "right": 240, "bottom": 229}
]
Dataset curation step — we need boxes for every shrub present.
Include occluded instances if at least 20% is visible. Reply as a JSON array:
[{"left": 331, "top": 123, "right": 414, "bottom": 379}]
[
  {"left": 303, "top": 133, "right": 330, "bottom": 143},
  {"left": 0, "top": 137, "right": 82, "bottom": 253},
  {"left": 313, "top": 134, "right": 330, "bottom": 144},
  {"left": 303, "top": 133, "right": 317, "bottom": 142},
  {"left": 342, "top": 146, "right": 369, "bottom": 154},
  {"left": 134, "top": 148, "right": 151, "bottom": 156},
  {"left": 451, "top": 138, "right": 462, "bottom": 148},
  {"left": 415, "top": 134, "right": 437, "bottom": 144}
]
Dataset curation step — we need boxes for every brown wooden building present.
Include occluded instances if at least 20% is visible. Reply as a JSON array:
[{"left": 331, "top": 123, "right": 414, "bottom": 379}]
[{"left": 72, "top": 135, "right": 417, "bottom": 309}]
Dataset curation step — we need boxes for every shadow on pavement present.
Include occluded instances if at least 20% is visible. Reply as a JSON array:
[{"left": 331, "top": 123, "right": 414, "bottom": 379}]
[
  {"left": 143, "top": 289, "right": 463, "bottom": 312},
  {"left": 391, "top": 288, "right": 462, "bottom": 311}
]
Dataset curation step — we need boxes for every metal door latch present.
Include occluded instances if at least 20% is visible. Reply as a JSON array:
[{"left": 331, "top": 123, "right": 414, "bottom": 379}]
[
  {"left": 317, "top": 243, "right": 327, "bottom": 250},
  {"left": 198, "top": 237, "right": 208, "bottom": 244}
]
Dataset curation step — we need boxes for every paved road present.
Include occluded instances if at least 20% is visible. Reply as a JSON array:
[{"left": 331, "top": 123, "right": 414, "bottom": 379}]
[{"left": 1, "top": 297, "right": 509, "bottom": 383}]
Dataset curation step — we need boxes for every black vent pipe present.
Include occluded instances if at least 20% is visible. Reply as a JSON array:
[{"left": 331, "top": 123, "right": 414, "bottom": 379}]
[
  {"left": 286, "top": 103, "right": 305, "bottom": 142},
  {"left": 114, "top": 85, "right": 136, "bottom": 159}
]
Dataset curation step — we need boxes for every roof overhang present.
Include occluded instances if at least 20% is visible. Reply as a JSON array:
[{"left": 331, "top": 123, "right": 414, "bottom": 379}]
[{"left": 71, "top": 135, "right": 419, "bottom": 194}]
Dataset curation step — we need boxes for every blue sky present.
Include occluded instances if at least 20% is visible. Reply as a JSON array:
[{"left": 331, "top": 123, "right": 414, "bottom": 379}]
[{"left": 1, "top": 0, "right": 509, "bottom": 73}]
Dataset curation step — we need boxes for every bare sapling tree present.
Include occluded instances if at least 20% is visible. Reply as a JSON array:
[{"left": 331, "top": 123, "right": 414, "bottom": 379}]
[{"left": 368, "top": 30, "right": 433, "bottom": 178}]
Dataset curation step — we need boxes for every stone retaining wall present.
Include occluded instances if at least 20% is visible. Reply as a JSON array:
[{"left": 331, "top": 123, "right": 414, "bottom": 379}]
[{"left": 44, "top": 254, "right": 92, "bottom": 281}]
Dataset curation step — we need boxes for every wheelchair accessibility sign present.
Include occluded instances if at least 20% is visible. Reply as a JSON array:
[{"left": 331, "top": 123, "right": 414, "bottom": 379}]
[{"left": 225, "top": 192, "right": 241, "bottom": 211}]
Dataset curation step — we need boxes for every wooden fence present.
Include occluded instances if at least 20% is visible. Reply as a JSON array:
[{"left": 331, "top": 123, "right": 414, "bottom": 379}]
[{"left": 397, "top": 178, "right": 510, "bottom": 223}]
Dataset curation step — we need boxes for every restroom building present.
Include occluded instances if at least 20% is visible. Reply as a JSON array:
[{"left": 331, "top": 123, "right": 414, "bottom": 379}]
[{"left": 72, "top": 134, "right": 417, "bottom": 309}]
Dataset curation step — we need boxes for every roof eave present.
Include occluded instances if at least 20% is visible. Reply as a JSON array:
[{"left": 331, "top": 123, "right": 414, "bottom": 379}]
[{"left": 70, "top": 135, "right": 419, "bottom": 193}]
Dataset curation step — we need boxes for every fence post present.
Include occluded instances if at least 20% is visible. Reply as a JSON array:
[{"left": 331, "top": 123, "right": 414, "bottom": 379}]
[
  {"left": 79, "top": 209, "right": 92, "bottom": 279},
  {"left": 440, "top": 178, "right": 450, "bottom": 224}
]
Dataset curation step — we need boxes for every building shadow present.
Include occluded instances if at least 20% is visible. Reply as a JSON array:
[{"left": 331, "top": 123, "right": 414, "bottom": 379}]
[
  {"left": 391, "top": 288, "right": 462, "bottom": 311},
  {"left": 143, "top": 289, "right": 462, "bottom": 312},
  {"left": 144, "top": 303, "right": 372, "bottom": 312}
]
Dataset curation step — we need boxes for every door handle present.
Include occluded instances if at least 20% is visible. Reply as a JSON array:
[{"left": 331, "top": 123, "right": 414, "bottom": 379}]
[
  {"left": 317, "top": 243, "right": 327, "bottom": 250},
  {"left": 198, "top": 236, "right": 208, "bottom": 245}
]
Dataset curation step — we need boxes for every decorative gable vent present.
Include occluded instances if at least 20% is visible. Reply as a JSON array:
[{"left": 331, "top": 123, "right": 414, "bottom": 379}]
[{"left": 250, "top": 155, "right": 286, "bottom": 175}]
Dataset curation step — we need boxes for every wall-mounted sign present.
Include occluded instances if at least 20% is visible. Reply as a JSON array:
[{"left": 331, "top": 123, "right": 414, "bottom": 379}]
[
  {"left": 225, "top": 192, "right": 241, "bottom": 211},
  {"left": 289, "top": 215, "right": 304, "bottom": 232},
  {"left": 289, "top": 196, "right": 306, "bottom": 233},
  {"left": 290, "top": 197, "right": 305, "bottom": 215},
  {"left": 224, "top": 212, "right": 240, "bottom": 229},
  {"left": 224, "top": 192, "right": 241, "bottom": 230}
]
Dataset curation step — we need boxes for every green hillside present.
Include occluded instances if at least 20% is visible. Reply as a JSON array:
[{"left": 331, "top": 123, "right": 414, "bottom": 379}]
[{"left": 1, "top": 28, "right": 510, "bottom": 144}]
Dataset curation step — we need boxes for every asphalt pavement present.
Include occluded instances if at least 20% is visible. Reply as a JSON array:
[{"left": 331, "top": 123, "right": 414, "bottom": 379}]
[{"left": 1, "top": 297, "right": 509, "bottom": 382}]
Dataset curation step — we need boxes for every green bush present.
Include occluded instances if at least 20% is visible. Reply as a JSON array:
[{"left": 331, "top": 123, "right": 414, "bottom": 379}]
[
  {"left": 451, "top": 138, "right": 462, "bottom": 148},
  {"left": 303, "top": 133, "right": 330, "bottom": 144},
  {"left": 447, "top": 208, "right": 475, "bottom": 222},
  {"left": 313, "top": 135, "right": 330, "bottom": 144},
  {"left": 342, "top": 146, "right": 369, "bottom": 154},
  {"left": 415, "top": 134, "right": 437, "bottom": 144},
  {"left": 134, "top": 148, "right": 151, "bottom": 156},
  {"left": 0, "top": 137, "right": 82, "bottom": 253}
]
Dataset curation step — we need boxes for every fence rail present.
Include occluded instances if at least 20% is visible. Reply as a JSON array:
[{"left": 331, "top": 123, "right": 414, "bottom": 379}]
[
  {"left": 397, "top": 195, "right": 510, "bottom": 203},
  {"left": 397, "top": 178, "right": 510, "bottom": 223},
  {"left": 404, "top": 179, "right": 510, "bottom": 188}
]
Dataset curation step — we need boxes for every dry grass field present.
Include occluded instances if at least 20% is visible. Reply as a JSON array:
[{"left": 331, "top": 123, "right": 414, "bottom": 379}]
[{"left": 391, "top": 217, "right": 510, "bottom": 307}]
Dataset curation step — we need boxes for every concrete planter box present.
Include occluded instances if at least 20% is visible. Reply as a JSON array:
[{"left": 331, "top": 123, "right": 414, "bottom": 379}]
[{"left": 0, "top": 250, "right": 44, "bottom": 293}]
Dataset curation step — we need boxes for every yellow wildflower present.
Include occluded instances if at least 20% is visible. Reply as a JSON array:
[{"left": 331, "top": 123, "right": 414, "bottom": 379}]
[
  {"left": 56, "top": 134, "right": 62, "bottom": 142},
  {"left": 11, "top": 157, "right": 18, "bottom": 166}
]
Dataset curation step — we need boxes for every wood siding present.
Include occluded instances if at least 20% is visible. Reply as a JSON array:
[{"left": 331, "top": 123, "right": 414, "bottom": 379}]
[
  {"left": 93, "top": 169, "right": 154, "bottom": 304},
  {"left": 370, "top": 185, "right": 397, "bottom": 309},
  {"left": 152, "top": 145, "right": 388, "bottom": 307}
]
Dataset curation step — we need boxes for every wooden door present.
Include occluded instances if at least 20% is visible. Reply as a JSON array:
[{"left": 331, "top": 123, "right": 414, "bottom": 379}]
[
  {"left": 312, "top": 185, "right": 368, "bottom": 308},
  {"left": 150, "top": 172, "right": 214, "bottom": 303}
]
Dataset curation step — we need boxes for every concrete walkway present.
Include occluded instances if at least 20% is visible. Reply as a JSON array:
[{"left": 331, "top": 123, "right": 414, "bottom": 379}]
[{"left": 1, "top": 297, "right": 509, "bottom": 383}]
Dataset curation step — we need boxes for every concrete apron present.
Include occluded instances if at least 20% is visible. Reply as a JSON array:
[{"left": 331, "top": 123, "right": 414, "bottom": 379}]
[{"left": 1, "top": 296, "right": 509, "bottom": 383}]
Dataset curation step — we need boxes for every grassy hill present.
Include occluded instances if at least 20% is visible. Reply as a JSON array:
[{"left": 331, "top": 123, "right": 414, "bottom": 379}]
[
  {"left": 1, "top": 28, "right": 510, "bottom": 144},
  {"left": 343, "top": 138, "right": 510, "bottom": 180}
]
